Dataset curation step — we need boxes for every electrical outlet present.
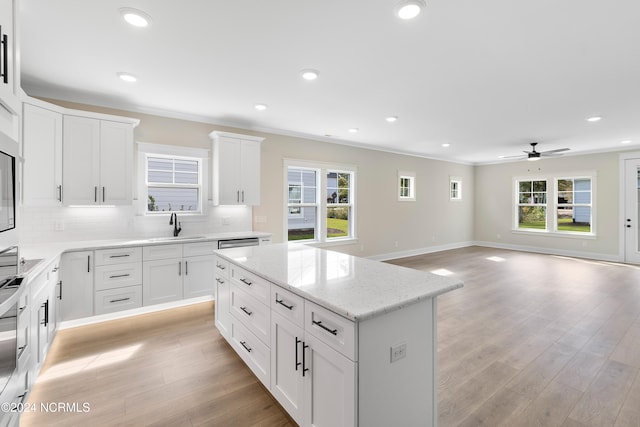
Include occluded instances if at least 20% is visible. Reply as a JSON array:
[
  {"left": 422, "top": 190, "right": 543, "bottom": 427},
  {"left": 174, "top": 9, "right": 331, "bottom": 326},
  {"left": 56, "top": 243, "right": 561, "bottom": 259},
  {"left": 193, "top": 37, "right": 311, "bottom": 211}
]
[{"left": 390, "top": 343, "right": 407, "bottom": 363}]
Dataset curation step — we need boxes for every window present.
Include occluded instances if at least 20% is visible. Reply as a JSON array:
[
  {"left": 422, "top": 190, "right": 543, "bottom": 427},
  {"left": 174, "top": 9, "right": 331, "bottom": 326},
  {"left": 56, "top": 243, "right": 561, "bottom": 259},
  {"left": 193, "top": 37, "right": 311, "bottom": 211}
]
[
  {"left": 557, "top": 178, "right": 592, "bottom": 233},
  {"left": 514, "top": 174, "right": 595, "bottom": 235},
  {"left": 517, "top": 180, "right": 547, "bottom": 230},
  {"left": 450, "top": 177, "right": 462, "bottom": 201},
  {"left": 398, "top": 171, "right": 416, "bottom": 201},
  {"left": 286, "top": 161, "right": 356, "bottom": 243},
  {"left": 137, "top": 143, "right": 208, "bottom": 215}
]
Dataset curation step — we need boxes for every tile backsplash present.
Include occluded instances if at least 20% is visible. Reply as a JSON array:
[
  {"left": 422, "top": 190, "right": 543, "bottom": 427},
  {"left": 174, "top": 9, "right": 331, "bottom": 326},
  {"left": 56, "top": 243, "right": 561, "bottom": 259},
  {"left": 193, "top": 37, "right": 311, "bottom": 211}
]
[{"left": 19, "top": 205, "right": 253, "bottom": 244}]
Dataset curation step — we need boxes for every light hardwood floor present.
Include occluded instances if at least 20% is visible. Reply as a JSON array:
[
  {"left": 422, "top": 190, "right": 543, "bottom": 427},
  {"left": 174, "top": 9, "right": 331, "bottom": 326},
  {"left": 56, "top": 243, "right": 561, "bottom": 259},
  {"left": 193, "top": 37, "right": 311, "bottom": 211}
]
[{"left": 21, "top": 246, "right": 640, "bottom": 426}]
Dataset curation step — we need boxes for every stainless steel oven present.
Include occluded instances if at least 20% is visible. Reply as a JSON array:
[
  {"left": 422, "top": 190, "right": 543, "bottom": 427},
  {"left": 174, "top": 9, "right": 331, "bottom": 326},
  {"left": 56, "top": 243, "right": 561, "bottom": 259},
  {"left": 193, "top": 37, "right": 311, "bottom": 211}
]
[{"left": 0, "top": 131, "right": 17, "bottom": 252}]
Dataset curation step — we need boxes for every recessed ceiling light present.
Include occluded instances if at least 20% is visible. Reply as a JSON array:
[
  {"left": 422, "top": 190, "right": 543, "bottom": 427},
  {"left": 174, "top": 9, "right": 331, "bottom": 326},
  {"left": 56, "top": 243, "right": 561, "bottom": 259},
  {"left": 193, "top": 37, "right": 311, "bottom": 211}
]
[
  {"left": 396, "top": 0, "right": 426, "bottom": 20},
  {"left": 441, "top": 143, "right": 450, "bottom": 148},
  {"left": 348, "top": 128, "right": 359, "bottom": 133},
  {"left": 386, "top": 116, "right": 398, "bottom": 123},
  {"left": 117, "top": 72, "right": 137, "bottom": 83},
  {"left": 254, "top": 103, "right": 268, "bottom": 111},
  {"left": 621, "top": 140, "right": 632, "bottom": 144},
  {"left": 119, "top": 8, "right": 152, "bottom": 27},
  {"left": 586, "top": 116, "right": 602, "bottom": 122},
  {"left": 301, "top": 69, "right": 319, "bottom": 80}
]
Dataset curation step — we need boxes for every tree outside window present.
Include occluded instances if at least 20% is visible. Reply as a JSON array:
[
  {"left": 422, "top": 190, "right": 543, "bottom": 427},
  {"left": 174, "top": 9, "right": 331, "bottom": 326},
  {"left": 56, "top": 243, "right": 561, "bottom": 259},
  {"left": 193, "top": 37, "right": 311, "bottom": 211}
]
[{"left": 518, "top": 180, "right": 547, "bottom": 229}]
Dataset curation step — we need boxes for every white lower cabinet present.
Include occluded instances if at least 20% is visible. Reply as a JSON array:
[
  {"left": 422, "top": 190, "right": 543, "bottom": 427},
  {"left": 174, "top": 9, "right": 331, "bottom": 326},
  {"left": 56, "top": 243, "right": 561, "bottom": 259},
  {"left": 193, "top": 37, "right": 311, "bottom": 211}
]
[
  {"left": 95, "top": 285, "right": 143, "bottom": 315},
  {"left": 183, "top": 254, "right": 215, "bottom": 298},
  {"left": 142, "top": 243, "right": 215, "bottom": 306},
  {"left": 60, "top": 251, "right": 94, "bottom": 321},
  {"left": 230, "top": 318, "right": 271, "bottom": 387},
  {"left": 142, "top": 257, "right": 183, "bottom": 305}
]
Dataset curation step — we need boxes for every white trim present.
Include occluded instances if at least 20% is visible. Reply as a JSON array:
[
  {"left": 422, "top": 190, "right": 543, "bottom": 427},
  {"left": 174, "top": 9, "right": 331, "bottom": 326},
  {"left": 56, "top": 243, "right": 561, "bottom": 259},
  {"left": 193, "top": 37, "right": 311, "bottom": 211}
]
[
  {"left": 136, "top": 142, "right": 209, "bottom": 216},
  {"left": 60, "top": 296, "right": 213, "bottom": 330},
  {"left": 618, "top": 152, "right": 640, "bottom": 262},
  {"left": 398, "top": 170, "right": 416, "bottom": 202},
  {"left": 449, "top": 176, "right": 462, "bottom": 201}
]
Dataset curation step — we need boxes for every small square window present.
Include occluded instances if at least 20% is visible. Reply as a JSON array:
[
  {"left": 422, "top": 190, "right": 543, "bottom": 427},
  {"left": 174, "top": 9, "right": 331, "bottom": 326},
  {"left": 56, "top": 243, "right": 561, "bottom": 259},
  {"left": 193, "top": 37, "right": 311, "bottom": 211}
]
[
  {"left": 450, "top": 177, "right": 462, "bottom": 201},
  {"left": 398, "top": 171, "right": 416, "bottom": 201}
]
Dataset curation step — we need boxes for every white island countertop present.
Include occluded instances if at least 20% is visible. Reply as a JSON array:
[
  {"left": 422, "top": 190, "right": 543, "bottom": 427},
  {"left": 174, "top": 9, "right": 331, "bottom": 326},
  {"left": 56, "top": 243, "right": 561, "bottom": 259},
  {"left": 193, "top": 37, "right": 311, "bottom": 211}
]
[{"left": 215, "top": 243, "right": 463, "bottom": 322}]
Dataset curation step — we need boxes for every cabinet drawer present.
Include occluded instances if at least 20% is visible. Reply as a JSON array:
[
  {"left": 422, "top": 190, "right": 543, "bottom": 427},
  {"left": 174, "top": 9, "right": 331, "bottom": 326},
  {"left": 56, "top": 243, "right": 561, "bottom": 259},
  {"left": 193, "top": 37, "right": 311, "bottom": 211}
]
[
  {"left": 94, "top": 285, "right": 143, "bottom": 315},
  {"left": 230, "top": 319, "right": 270, "bottom": 388},
  {"left": 230, "top": 284, "right": 270, "bottom": 345},
  {"left": 230, "top": 265, "right": 269, "bottom": 306},
  {"left": 143, "top": 244, "right": 182, "bottom": 261},
  {"left": 183, "top": 241, "right": 217, "bottom": 257},
  {"left": 305, "top": 301, "right": 357, "bottom": 361},
  {"left": 271, "top": 286, "right": 304, "bottom": 328},
  {"left": 95, "top": 247, "right": 142, "bottom": 265},
  {"left": 95, "top": 262, "right": 142, "bottom": 291},
  {"left": 214, "top": 256, "right": 230, "bottom": 278}
]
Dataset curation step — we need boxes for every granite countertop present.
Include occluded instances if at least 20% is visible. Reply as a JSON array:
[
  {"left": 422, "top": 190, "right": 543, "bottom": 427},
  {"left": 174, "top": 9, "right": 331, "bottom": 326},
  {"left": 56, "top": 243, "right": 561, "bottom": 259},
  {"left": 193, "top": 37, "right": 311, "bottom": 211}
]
[
  {"left": 18, "top": 231, "right": 271, "bottom": 280},
  {"left": 215, "top": 243, "right": 463, "bottom": 322}
]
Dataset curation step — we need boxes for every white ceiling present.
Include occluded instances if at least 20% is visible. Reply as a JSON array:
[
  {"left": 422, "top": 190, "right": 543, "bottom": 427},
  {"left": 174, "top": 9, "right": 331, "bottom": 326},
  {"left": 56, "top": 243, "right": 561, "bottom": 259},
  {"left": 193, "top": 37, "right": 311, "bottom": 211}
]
[{"left": 19, "top": 0, "right": 640, "bottom": 164}]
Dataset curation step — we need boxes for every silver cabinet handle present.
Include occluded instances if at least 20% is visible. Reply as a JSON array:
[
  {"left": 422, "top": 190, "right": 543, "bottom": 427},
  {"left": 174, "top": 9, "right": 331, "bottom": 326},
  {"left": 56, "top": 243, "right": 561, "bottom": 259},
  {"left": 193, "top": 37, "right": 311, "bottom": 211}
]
[
  {"left": 216, "top": 278, "right": 225, "bottom": 284},
  {"left": 110, "top": 297, "right": 130, "bottom": 303},
  {"left": 109, "top": 274, "right": 130, "bottom": 279},
  {"left": 94, "top": 186, "right": 97, "bottom": 203},
  {"left": 178, "top": 261, "right": 182, "bottom": 276},
  {"left": 103, "top": 186, "right": 105, "bottom": 202},
  {"left": 57, "top": 185, "right": 62, "bottom": 202},
  {"left": 237, "top": 190, "right": 240, "bottom": 203},
  {"left": 242, "top": 190, "right": 245, "bottom": 203}
]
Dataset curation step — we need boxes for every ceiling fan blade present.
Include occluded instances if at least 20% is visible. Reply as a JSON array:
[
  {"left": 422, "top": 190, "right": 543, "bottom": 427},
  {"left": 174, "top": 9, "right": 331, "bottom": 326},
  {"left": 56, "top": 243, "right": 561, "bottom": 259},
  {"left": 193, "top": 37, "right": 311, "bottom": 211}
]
[
  {"left": 500, "top": 154, "right": 527, "bottom": 159},
  {"left": 541, "top": 148, "right": 570, "bottom": 154}
]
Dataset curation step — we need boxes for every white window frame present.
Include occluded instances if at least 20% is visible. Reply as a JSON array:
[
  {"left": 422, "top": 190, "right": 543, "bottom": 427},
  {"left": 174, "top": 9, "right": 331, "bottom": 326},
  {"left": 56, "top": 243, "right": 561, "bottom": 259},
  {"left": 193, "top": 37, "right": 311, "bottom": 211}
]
[
  {"left": 136, "top": 142, "right": 209, "bottom": 216},
  {"left": 284, "top": 159, "right": 357, "bottom": 246},
  {"left": 398, "top": 171, "right": 416, "bottom": 201},
  {"left": 513, "top": 172, "right": 596, "bottom": 237},
  {"left": 450, "top": 176, "right": 462, "bottom": 201}
]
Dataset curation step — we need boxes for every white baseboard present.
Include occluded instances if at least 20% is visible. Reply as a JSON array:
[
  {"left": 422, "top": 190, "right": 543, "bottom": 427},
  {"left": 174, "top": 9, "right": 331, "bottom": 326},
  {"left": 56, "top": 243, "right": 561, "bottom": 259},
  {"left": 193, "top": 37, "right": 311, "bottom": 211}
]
[
  {"left": 59, "top": 295, "right": 214, "bottom": 330},
  {"left": 472, "top": 240, "right": 623, "bottom": 263},
  {"left": 367, "top": 241, "right": 475, "bottom": 262},
  {"left": 368, "top": 240, "right": 624, "bottom": 264}
]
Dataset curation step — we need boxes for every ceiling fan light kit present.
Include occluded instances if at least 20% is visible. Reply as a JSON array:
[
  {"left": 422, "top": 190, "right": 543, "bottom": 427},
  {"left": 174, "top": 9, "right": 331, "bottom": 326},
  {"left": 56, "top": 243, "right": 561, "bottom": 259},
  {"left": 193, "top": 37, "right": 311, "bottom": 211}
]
[{"left": 501, "top": 142, "right": 570, "bottom": 161}]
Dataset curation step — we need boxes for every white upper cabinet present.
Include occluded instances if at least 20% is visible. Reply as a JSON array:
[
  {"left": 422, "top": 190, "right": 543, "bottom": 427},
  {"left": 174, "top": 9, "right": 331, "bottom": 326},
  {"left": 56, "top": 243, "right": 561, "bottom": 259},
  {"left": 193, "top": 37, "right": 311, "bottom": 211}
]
[
  {"left": 63, "top": 115, "right": 136, "bottom": 206},
  {"left": 0, "top": 0, "right": 20, "bottom": 139},
  {"left": 210, "top": 131, "right": 263, "bottom": 206},
  {"left": 22, "top": 103, "right": 63, "bottom": 206}
]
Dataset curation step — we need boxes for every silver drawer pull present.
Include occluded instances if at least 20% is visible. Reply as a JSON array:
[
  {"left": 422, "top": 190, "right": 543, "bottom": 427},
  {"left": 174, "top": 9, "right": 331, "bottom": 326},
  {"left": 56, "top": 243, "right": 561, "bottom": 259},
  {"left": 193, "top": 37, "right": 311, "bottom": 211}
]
[
  {"left": 240, "top": 306, "right": 253, "bottom": 316},
  {"left": 312, "top": 320, "right": 338, "bottom": 336},
  {"left": 275, "top": 298, "right": 294, "bottom": 310},
  {"left": 109, "top": 274, "right": 131, "bottom": 279},
  {"left": 109, "top": 254, "right": 131, "bottom": 258},
  {"left": 216, "top": 264, "right": 226, "bottom": 270},
  {"left": 240, "top": 278, "right": 252, "bottom": 286},
  {"left": 216, "top": 278, "right": 225, "bottom": 284},
  {"left": 110, "top": 297, "right": 131, "bottom": 303},
  {"left": 240, "top": 341, "right": 252, "bottom": 353}
]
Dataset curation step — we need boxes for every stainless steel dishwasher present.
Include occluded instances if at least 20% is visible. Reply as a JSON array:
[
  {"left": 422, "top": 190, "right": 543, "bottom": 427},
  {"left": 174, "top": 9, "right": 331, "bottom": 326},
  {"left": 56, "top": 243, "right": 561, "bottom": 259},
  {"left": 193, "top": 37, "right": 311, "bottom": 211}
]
[{"left": 217, "top": 237, "right": 260, "bottom": 249}]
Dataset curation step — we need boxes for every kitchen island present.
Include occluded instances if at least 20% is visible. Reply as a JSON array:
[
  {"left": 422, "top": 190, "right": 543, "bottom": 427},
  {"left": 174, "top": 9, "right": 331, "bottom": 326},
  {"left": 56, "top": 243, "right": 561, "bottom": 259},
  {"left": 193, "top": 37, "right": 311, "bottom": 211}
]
[{"left": 214, "top": 243, "right": 463, "bottom": 427}]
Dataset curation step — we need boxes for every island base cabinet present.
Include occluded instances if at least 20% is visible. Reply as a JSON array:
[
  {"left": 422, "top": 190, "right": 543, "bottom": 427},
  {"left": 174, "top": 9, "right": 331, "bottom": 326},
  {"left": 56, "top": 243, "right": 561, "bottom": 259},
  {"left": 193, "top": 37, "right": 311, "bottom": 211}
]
[
  {"left": 214, "top": 256, "right": 231, "bottom": 339},
  {"left": 271, "top": 312, "right": 356, "bottom": 427},
  {"left": 270, "top": 312, "right": 305, "bottom": 425},
  {"left": 303, "top": 333, "right": 356, "bottom": 427},
  {"left": 230, "top": 319, "right": 270, "bottom": 388}
]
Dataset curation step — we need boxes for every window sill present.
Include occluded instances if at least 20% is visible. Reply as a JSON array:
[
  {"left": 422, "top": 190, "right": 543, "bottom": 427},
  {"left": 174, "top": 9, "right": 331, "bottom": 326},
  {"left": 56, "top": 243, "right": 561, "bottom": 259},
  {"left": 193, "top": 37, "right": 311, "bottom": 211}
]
[
  {"left": 290, "top": 238, "right": 359, "bottom": 248},
  {"left": 511, "top": 229, "right": 597, "bottom": 240}
]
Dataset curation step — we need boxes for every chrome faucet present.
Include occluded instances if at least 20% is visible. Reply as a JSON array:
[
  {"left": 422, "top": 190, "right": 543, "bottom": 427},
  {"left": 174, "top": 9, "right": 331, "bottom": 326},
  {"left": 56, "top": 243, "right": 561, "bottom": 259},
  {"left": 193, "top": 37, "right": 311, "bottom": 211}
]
[{"left": 169, "top": 213, "right": 182, "bottom": 237}]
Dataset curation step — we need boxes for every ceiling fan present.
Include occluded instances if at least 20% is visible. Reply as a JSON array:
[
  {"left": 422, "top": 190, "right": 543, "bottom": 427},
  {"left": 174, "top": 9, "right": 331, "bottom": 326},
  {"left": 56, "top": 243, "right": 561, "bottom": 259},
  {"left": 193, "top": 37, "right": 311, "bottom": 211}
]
[{"left": 502, "top": 142, "right": 570, "bottom": 162}]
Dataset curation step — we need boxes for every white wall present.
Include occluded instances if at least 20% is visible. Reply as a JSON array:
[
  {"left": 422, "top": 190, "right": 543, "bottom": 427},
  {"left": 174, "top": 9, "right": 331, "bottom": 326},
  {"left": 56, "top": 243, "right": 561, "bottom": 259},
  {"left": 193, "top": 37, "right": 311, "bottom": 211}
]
[
  {"left": 20, "top": 98, "right": 475, "bottom": 258},
  {"left": 474, "top": 151, "right": 621, "bottom": 259}
]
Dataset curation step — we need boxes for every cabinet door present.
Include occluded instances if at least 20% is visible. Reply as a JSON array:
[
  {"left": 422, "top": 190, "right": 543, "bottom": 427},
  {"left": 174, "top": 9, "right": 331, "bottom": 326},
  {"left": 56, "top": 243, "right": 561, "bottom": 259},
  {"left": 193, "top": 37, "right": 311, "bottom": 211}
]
[
  {"left": 271, "top": 311, "right": 305, "bottom": 425},
  {"left": 0, "top": 0, "right": 16, "bottom": 103},
  {"left": 304, "top": 333, "right": 356, "bottom": 427},
  {"left": 183, "top": 254, "right": 214, "bottom": 298},
  {"left": 240, "top": 139, "right": 261, "bottom": 205},
  {"left": 100, "top": 120, "right": 133, "bottom": 205},
  {"left": 142, "top": 258, "right": 183, "bottom": 305},
  {"left": 22, "top": 103, "right": 63, "bottom": 206},
  {"left": 35, "top": 296, "right": 49, "bottom": 367},
  {"left": 60, "top": 251, "right": 95, "bottom": 321},
  {"left": 215, "top": 273, "right": 231, "bottom": 338},
  {"left": 62, "top": 116, "right": 100, "bottom": 205},
  {"left": 215, "top": 136, "right": 242, "bottom": 204}
]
